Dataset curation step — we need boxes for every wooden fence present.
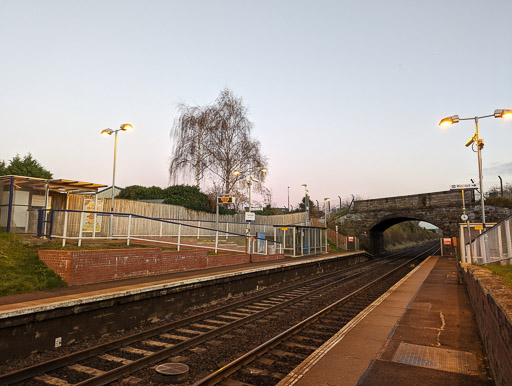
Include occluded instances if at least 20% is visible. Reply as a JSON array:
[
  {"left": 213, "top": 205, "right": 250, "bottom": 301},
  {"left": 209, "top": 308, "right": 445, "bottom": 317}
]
[{"left": 54, "top": 195, "right": 307, "bottom": 239}]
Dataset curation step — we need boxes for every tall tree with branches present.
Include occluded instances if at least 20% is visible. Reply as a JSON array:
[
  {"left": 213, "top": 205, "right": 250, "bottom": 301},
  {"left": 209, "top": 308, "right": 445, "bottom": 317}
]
[
  {"left": 169, "top": 88, "right": 267, "bottom": 195},
  {"left": 169, "top": 103, "right": 213, "bottom": 188},
  {"left": 206, "top": 89, "right": 267, "bottom": 193}
]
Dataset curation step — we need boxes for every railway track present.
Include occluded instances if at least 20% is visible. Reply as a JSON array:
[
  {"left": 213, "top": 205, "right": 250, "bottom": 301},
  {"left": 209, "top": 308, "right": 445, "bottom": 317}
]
[
  {"left": 0, "top": 243, "right": 437, "bottom": 385},
  {"left": 193, "top": 242, "right": 439, "bottom": 385}
]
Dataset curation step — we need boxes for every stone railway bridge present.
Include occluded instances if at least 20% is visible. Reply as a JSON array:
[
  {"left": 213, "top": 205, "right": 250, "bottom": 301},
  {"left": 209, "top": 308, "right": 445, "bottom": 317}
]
[{"left": 337, "top": 190, "right": 511, "bottom": 255}]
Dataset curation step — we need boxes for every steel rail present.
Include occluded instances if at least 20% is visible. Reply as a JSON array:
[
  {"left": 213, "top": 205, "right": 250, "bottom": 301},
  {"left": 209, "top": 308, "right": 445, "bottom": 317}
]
[
  {"left": 74, "top": 256, "right": 391, "bottom": 385},
  {"left": 193, "top": 244, "right": 438, "bottom": 385},
  {"left": 0, "top": 253, "right": 374, "bottom": 384}
]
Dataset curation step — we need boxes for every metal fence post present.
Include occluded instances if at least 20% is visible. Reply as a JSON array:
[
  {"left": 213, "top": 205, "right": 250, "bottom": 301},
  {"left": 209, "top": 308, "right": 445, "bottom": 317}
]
[
  {"left": 480, "top": 236, "right": 487, "bottom": 263},
  {"left": 197, "top": 221, "right": 201, "bottom": 239},
  {"left": 215, "top": 230, "right": 219, "bottom": 253},
  {"left": 293, "top": 229, "right": 296, "bottom": 256},
  {"left": 505, "top": 219, "right": 512, "bottom": 262},
  {"left": 48, "top": 209, "right": 55, "bottom": 240},
  {"left": 226, "top": 222, "right": 229, "bottom": 240},
  {"left": 78, "top": 211, "right": 84, "bottom": 247},
  {"left": 127, "top": 215, "right": 132, "bottom": 246},
  {"left": 62, "top": 211, "right": 68, "bottom": 247},
  {"left": 497, "top": 225, "right": 503, "bottom": 261},
  {"left": 177, "top": 224, "right": 182, "bottom": 251},
  {"left": 160, "top": 221, "right": 163, "bottom": 237}
]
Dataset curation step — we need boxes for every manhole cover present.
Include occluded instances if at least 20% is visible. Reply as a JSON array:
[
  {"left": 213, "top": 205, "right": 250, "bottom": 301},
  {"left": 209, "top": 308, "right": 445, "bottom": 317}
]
[{"left": 155, "top": 363, "right": 189, "bottom": 383}]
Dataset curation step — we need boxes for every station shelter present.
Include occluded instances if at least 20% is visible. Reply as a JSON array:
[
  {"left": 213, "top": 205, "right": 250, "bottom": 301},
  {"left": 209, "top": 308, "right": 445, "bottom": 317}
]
[
  {"left": 0, "top": 175, "right": 106, "bottom": 234},
  {"left": 273, "top": 224, "right": 328, "bottom": 257}
]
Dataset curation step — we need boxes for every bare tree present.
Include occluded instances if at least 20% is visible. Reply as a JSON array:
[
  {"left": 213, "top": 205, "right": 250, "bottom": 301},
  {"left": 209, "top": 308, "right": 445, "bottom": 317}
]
[
  {"left": 169, "top": 89, "right": 267, "bottom": 194},
  {"left": 205, "top": 89, "right": 267, "bottom": 193},
  {"left": 169, "top": 103, "right": 213, "bottom": 188}
]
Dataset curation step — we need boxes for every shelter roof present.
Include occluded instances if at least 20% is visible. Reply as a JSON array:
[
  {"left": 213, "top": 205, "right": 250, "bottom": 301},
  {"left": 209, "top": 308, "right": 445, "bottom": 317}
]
[{"left": 0, "top": 175, "right": 107, "bottom": 193}]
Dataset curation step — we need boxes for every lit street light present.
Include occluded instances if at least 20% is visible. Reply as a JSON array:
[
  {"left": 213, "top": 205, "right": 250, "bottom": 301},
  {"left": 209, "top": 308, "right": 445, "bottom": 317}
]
[
  {"left": 439, "top": 109, "right": 511, "bottom": 230},
  {"left": 101, "top": 123, "right": 133, "bottom": 236},
  {"left": 233, "top": 167, "right": 267, "bottom": 258}
]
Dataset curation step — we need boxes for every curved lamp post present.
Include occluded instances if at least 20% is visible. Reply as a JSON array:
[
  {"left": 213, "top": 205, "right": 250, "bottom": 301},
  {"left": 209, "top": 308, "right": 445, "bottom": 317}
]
[
  {"left": 101, "top": 123, "right": 133, "bottom": 236},
  {"left": 233, "top": 167, "right": 267, "bottom": 260},
  {"left": 439, "top": 109, "right": 511, "bottom": 230}
]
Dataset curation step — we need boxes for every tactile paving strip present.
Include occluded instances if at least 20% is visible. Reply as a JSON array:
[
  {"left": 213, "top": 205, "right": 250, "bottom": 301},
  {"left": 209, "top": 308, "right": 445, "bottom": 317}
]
[{"left": 392, "top": 342, "right": 480, "bottom": 375}]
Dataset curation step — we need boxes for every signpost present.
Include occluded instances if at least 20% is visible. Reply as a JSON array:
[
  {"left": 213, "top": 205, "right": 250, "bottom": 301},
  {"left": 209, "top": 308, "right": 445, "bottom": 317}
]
[
  {"left": 450, "top": 183, "right": 477, "bottom": 190},
  {"left": 451, "top": 183, "right": 476, "bottom": 263},
  {"left": 245, "top": 212, "right": 256, "bottom": 222}
]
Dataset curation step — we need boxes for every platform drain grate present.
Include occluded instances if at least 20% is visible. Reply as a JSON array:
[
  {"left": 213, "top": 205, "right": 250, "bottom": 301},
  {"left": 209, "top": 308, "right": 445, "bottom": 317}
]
[{"left": 392, "top": 342, "right": 480, "bottom": 375}]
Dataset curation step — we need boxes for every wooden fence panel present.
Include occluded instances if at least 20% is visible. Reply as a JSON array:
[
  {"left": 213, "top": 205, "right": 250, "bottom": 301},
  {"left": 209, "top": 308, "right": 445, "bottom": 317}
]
[{"left": 59, "top": 195, "right": 306, "bottom": 238}]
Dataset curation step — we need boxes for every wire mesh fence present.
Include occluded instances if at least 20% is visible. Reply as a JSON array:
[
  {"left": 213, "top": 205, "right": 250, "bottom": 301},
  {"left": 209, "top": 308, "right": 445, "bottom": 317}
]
[{"left": 464, "top": 214, "right": 512, "bottom": 265}]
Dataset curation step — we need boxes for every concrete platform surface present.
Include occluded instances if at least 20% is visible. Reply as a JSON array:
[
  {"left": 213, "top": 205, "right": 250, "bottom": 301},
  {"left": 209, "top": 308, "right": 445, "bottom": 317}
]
[{"left": 279, "top": 256, "right": 493, "bottom": 386}]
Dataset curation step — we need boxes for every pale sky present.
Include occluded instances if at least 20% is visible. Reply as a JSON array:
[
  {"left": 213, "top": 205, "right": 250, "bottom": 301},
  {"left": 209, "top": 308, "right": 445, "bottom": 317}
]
[{"left": 1, "top": 0, "right": 511, "bottom": 209}]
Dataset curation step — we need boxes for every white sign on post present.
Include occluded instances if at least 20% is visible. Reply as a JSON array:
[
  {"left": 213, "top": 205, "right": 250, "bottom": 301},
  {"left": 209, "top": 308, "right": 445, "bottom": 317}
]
[
  {"left": 245, "top": 212, "right": 256, "bottom": 222},
  {"left": 450, "top": 183, "right": 477, "bottom": 190}
]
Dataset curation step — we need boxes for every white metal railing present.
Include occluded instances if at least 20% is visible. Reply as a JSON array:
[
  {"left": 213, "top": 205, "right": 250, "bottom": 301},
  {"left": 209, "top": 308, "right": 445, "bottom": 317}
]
[
  {"left": 40, "top": 209, "right": 283, "bottom": 256},
  {"left": 464, "top": 214, "right": 512, "bottom": 265}
]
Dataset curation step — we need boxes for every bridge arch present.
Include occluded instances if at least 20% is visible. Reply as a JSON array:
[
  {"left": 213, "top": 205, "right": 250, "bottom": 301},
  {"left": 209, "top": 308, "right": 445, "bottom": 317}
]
[
  {"left": 368, "top": 215, "right": 442, "bottom": 255},
  {"left": 336, "top": 190, "right": 511, "bottom": 256}
]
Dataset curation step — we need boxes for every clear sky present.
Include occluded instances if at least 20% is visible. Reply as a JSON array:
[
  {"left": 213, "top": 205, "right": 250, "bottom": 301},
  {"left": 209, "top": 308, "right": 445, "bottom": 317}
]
[{"left": 1, "top": 0, "right": 511, "bottom": 209}]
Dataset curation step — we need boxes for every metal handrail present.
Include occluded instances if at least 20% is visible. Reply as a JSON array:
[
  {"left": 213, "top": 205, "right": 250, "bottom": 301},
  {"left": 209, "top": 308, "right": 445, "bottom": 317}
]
[{"left": 38, "top": 209, "right": 283, "bottom": 255}]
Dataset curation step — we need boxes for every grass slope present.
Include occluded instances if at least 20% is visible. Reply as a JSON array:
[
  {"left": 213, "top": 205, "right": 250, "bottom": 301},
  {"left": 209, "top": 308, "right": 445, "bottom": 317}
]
[{"left": 0, "top": 232, "right": 66, "bottom": 296}]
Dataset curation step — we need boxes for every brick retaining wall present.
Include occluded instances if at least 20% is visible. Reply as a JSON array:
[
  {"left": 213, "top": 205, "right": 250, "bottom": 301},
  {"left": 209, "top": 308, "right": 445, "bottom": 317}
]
[
  {"left": 39, "top": 248, "right": 285, "bottom": 286},
  {"left": 462, "top": 264, "right": 512, "bottom": 386}
]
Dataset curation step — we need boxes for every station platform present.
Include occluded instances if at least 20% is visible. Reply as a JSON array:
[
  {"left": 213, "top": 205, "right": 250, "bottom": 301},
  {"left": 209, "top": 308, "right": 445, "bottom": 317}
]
[
  {"left": 279, "top": 256, "right": 493, "bottom": 386},
  {"left": 0, "top": 251, "right": 364, "bottom": 321},
  {"left": 0, "top": 250, "right": 372, "bottom": 364}
]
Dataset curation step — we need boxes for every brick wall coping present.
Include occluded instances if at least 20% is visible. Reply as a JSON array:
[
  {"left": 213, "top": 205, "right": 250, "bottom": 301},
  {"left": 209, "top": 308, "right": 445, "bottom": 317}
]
[
  {"left": 1, "top": 251, "right": 366, "bottom": 320},
  {"left": 463, "top": 264, "right": 512, "bottom": 325},
  {"left": 462, "top": 263, "right": 512, "bottom": 385}
]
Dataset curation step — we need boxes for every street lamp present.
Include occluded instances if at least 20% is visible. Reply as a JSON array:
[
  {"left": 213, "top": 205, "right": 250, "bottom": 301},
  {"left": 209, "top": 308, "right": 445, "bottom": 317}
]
[
  {"left": 233, "top": 166, "right": 267, "bottom": 237},
  {"left": 233, "top": 167, "right": 267, "bottom": 260},
  {"left": 439, "top": 109, "right": 511, "bottom": 229},
  {"left": 101, "top": 123, "right": 133, "bottom": 236},
  {"left": 287, "top": 186, "right": 290, "bottom": 212},
  {"left": 324, "top": 197, "right": 330, "bottom": 225},
  {"left": 301, "top": 184, "right": 309, "bottom": 226}
]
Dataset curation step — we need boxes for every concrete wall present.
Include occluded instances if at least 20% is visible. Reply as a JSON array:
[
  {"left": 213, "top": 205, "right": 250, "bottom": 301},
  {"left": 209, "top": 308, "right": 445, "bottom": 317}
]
[
  {"left": 39, "top": 248, "right": 284, "bottom": 286},
  {"left": 462, "top": 264, "right": 512, "bottom": 386}
]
